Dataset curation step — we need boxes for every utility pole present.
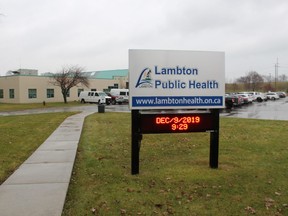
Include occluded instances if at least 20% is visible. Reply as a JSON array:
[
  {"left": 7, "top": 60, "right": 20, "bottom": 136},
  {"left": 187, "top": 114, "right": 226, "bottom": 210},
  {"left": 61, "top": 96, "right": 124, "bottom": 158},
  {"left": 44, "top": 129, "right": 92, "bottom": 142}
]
[{"left": 274, "top": 58, "right": 279, "bottom": 90}]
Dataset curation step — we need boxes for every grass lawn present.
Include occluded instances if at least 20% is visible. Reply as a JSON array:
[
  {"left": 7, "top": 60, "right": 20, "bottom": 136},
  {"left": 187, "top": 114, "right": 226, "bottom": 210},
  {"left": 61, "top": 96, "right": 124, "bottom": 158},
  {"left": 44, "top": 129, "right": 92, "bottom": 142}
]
[
  {"left": 0, "top": 112, "right": 77, "bottom": 184},
  {"left": 0, "top": 101, "right": 86, "bottom": 112},
  {"left": 62, "top": 113, "right": 288, "bottom": 215}
]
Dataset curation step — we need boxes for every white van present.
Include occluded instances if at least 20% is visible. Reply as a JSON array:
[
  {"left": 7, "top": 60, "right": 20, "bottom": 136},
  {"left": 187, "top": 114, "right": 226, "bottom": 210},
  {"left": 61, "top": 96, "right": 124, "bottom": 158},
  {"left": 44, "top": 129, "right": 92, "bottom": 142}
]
[
  {"left": 79, "top": 91, "right": 107, "bottom": 104},
  {"left": 110, "top": 89, "right": 129, "bottom": 103}
]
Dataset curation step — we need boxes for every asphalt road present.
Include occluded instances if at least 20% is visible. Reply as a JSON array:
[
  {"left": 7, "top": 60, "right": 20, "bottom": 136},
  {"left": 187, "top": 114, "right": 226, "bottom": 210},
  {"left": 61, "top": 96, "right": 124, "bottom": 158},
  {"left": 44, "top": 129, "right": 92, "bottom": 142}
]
[
  {"left": 221, "top": 97, "right": 288, "bottom": 121},
  {"left": 0, "top": 104, "right": 130, "bottom": 116},
  {"left": 0, "top": 98, "right": 287, "bottom": 121}
]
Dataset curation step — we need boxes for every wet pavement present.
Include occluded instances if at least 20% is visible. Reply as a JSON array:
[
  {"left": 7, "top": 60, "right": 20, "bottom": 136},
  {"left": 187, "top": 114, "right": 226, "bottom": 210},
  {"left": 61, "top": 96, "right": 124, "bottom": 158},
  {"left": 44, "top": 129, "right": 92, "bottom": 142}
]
[
  {"left": 0, "top": 104, "right": 130, "bottom": 116},
  {"left": 0, "top": 98, "right": 287, "bottom": 120},
  {"left": 221, "top": 97, "right": 288, "bottom": 121}
]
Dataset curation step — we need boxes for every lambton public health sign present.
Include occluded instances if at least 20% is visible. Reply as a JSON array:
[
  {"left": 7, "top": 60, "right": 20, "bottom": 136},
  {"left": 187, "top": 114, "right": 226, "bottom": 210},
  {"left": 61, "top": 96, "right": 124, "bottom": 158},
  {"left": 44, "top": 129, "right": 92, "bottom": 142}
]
[{"left": 129, "top": 50, "right": 225, "bottom": 110}]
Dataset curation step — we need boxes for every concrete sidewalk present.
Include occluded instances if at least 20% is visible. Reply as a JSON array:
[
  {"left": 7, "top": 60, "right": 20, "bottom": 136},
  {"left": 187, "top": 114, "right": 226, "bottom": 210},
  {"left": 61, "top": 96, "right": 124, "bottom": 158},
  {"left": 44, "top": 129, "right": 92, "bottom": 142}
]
[{"left": 0, "top": 111, "right": 94, "bottom": 216}]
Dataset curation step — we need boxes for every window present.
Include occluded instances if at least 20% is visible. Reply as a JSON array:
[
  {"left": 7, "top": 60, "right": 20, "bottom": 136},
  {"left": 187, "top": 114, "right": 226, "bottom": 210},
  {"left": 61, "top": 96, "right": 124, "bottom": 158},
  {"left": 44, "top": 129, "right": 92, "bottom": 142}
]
[
  {"left": 28, "top": 89, "right": 37, "bottom": 99},
  {"left": 47, "top": 89, "right": 54, "bottom": 98},
  {"left": 78, "top": 89, "right": 84, "bottom": 97},
  {"left": 0, "top": 89, "right": 3, "bottom": 98},
  {"left": 91, "top": 88, "right": 97, "bottom": 91},
  {"left": 9, "top": 89, "right": 15, "bottom": 99}
]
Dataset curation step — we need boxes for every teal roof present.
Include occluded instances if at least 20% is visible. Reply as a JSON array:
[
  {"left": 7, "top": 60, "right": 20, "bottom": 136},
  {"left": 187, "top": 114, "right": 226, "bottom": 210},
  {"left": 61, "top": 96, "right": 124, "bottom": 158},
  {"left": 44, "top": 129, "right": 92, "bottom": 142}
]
[{"left": 84, "top": 69, "right": 128, "bottom": 79}]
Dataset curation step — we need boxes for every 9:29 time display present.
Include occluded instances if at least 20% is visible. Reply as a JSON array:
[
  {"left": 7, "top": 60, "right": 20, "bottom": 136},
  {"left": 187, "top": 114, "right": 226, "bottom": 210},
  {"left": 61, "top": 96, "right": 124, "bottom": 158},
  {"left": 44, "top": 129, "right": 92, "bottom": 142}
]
[{"left": 155, "top": 116, "right": 201, "bottom": 131}]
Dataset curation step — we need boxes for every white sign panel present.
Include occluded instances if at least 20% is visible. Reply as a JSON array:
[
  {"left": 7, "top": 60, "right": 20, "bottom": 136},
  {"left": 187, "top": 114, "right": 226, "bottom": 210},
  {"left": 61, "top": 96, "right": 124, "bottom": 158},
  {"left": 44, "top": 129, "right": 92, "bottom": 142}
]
[{"left": 129, "top": 50, "right": 225, "bottom": 110}]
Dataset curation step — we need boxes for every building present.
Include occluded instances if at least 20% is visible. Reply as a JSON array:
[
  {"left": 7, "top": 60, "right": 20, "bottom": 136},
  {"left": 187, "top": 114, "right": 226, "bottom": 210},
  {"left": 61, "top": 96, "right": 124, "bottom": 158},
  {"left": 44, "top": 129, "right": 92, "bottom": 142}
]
[
  {"left": 6, "top": 69, "right": 39, "bottom": 76},
  {"left": 0, "top": 69, "right": 128, "bottom": 103}
]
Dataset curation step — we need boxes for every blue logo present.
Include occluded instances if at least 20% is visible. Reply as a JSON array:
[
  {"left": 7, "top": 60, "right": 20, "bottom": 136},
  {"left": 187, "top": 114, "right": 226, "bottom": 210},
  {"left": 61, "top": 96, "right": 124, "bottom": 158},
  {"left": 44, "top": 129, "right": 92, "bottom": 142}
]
[{"left": 135, "top": 68, "right": 153, "bottom": 88}]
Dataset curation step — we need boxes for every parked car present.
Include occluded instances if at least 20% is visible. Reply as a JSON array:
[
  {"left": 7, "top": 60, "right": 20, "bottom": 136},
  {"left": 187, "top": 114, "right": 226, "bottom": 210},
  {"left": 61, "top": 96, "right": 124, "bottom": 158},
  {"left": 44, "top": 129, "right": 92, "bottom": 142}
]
[
  {"left": 236, "top": 94, "right": 244, "bottom": 105},
  {"left": 225, "top": 95, "right": 242, "bottom": 108},
  {"left": 266, "top": 92, "right": 280, "bottom": 100},
  {"left": 236, "top": 94, "right": 253, "bottom": 104},
  {"left": 106, "top": 92, "right": 125, "bottom": 105},
  {"left": 101, "top": 92, "right": 112, "bottom": 105},
  {"left": 225, "top": 95, "right": 237, "bottom": 109},
  {"left": 110, "top": 89, "right": 129, "bottom": 103},
  {"left": 276, "top": 92, "right": 286, "bottom": 98},
  {"left": 79, "top": 91, "right": 109, "bottom": 104},
  {"left": 248, "top": 92, "right": 268, "bottom": 102}
]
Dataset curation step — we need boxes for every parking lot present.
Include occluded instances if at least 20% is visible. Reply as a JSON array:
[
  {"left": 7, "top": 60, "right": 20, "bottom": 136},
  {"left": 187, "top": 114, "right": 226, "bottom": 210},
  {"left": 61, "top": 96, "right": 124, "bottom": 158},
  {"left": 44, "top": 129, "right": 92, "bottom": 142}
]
[{"left": 221, "top": 97, "right": 288, "bottom": 120}]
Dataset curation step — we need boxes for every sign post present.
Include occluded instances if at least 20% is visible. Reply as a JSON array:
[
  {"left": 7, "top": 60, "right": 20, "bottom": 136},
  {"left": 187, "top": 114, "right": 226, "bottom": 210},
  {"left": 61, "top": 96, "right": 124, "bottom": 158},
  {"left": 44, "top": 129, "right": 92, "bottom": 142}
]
[
  {"left": 129, "top": 50, "right": 225, "bottom": 174},
  {"left": 131, "top": 110, "right": 141, "bottom": 175},
  {"left": 209, "top": 109, "right": 220, "bottom": 168}
]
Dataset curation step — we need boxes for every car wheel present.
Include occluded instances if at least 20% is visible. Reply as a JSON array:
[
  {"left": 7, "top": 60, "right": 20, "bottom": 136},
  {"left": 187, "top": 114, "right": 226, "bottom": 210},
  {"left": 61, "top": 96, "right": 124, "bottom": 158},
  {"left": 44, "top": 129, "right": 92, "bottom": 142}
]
[
  {"left": 257, "top": 97, "right": 263, "bottom": 102},
  {"left": 272, "top": 97, "right": 276, "bottom": 101},
  {"left": 112, "top": 100, "right": 116, "bottom": 105},
  {"left": 81, "top": 99, "right": 85, "bottom": 103}
]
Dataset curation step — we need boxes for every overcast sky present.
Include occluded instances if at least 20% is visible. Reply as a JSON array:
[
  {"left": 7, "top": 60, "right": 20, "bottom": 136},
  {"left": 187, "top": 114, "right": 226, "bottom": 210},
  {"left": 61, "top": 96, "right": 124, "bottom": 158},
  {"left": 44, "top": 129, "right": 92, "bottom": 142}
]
[{"left": 1, "top": 0, "right": 288, "bottom": 81}]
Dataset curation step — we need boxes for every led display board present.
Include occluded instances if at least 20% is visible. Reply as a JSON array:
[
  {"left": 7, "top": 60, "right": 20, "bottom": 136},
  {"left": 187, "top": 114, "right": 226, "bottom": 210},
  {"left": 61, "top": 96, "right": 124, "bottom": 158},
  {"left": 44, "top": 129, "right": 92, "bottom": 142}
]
[
  {"left": 140, "top": 112, "right": 216, "bottom": 133},
  {"left": 131, "top": 110, "right": 220, "bottom": 174}
]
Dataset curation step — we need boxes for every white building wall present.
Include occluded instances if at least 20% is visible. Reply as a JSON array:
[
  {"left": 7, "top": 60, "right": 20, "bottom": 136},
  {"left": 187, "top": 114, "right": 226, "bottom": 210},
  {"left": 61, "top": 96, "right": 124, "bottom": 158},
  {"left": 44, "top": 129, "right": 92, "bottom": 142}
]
[
  {"left": 0, "top": 75, "right": 125, "bottom": 103},
  {"left": 0, "top": 76, "right": 20, "bottom": 103}
]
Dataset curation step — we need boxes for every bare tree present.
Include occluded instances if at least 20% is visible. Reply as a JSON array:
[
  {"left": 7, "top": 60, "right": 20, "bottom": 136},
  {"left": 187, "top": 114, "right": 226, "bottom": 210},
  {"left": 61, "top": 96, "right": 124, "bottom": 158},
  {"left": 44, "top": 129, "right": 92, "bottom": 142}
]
[
  {"left": 236, "top": 71, "right": 263, "bottom": 91},
  {"left": 50, "top": 65, "right": 89, "bottom": 103},
  {"left": 278, "top": 74, "right": 287, "bottom": 82},
  {"left": 236, "top": 75, "right": 251, "bottom": 90},
  {"left": 249, "top": 71, "right": 264, "bottom": 91}
]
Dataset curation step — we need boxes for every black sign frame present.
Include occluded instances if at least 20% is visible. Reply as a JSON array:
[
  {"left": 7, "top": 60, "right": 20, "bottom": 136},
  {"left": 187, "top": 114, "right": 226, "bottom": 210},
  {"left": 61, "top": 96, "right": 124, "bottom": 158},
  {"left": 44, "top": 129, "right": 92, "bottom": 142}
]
[{"left": 131, "top": 109, "right": 220, "bottom": 175}]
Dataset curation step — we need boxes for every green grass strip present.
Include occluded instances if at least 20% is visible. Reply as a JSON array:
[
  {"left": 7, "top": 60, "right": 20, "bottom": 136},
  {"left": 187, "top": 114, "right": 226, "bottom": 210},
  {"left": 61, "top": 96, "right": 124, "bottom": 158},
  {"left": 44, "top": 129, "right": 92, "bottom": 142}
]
[{"left": 63, "top": 113, "right": 288, "bottom": 215}]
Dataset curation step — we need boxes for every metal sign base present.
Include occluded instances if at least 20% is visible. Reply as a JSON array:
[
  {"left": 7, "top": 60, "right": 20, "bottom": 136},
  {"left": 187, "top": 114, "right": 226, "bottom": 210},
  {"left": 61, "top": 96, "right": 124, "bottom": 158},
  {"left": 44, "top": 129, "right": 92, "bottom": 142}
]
[{"left": 131, "top": 109, "right": 220, "bottom": 175}]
